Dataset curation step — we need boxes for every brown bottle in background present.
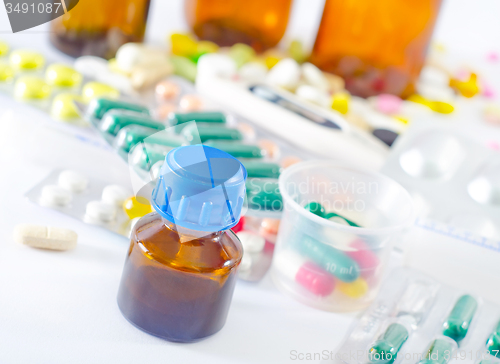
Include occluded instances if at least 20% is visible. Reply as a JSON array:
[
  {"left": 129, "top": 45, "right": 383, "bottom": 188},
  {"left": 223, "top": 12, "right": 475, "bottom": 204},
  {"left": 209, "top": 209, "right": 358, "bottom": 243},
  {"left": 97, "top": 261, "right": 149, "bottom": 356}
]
[
  {"left": 309, "top": 0, "right": 443, "bottom": 98},
  {"left": 185, "top": 0, "right": 293, "bottom": 52},
  {"left": 50, "top": 0, "right": 151, "bottom": 59}
]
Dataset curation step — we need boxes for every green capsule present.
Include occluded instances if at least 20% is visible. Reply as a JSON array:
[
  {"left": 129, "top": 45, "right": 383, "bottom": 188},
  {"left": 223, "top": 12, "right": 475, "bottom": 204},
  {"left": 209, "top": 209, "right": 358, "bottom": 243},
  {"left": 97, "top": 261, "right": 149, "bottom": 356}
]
[
  {"left": 204, "top": 141, "right": 264, "bottom": 159},
  {"left": 100, "top": 110, "right": 164, "bottom": 136},
  {"left": 325, "top": 212, "right": 361, "bottom": 227},
  {"left": 246, "top": 178, "right": 282, "bottom": 211},
  {"left": 417, "top": 338, "right": 457, "bottom": 364},
  {"left": 183, "top": 124, "right": 242, "bottom": 144},
  {"left": 241, "top": 160, "right": 281, "bottom": 178},
  {"left": 295, "top": 234, "right": 360, "bottom": 282},
  {"left": 88, "top": 97, "right": 150, "bottom": 120},
  {"left": 369, "top": 323, "right": 409, "bottom": 364},
  {"left": 114, "top": 125, "right": 184, "bottom": 153},
  {"left": 304, "top": 202, "right": 326, "bottom": 217},
  {"left": 130, "top": 143, "right": 172, "bottom": 171},
  {"left": 442, "top": 295, "right": 478, "bottom": 342},
  {"left": 485, "top": 320, "right": 500, "bottom": 357},
  {"left": 168, "top": 111, "right": 226, "bottom": 132}
]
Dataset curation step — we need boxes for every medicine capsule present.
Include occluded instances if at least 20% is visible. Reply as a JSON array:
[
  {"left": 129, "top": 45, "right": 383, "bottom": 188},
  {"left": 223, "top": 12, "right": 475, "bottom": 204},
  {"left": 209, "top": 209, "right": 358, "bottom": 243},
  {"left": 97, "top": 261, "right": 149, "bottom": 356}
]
[
  {"left": 82, "top": 81, "right": 119, "bottom": 103},
  {"left": 338, "top": 277, "right": 368, "bottom": 298},
  {"left": 87, "top": 98, "right": 150, "bottom": 121},
  {"left": 51, "top": 93, "right": 83, "bottom": 121},
  {"left": 40, "top": 185, "right": 72, "bottom": 207},
  {"left": 295, "top": 234, "right": 360, "bottom": 282},
  {"left": 114, "top": 125, "right": 183, "bottom": 153},
  {"left": 130, "top": 143, "right": 173, "bottom": 171},
  {"left": 10, "top": 50, "right": 45, "bottom": 71},
  {"left": 86, "top": 201, "right": 117, "bottom": 223},
  {"left": 442, "top": 294, "right": 478, "bottom": 342},
  {"left": 369, "top": 323, "right": 409, "bottom": 364},
  {"left": 102, "top": 185, "right": 130, "bottom": 207},
  {"left": 0, "top": 41, "right": 9, "bottom": 56},
  {"left": 416, "top": 337, "right": 457, "bottom": 364},
  {"left": 204, "top": 141, "right": 264, "bottom": 159},
  {"left": 345, "top": 240, "right": 380, "bottom": 279},
  {"left": 246, "top": 178, "right": 283, "bottom": 211},
  {"left": 304, "top": 202, "right": 326, "bottom": 218},
  {"left": 14, "top": 224, "right": 77, "bottom": 251},
  {"left": 155, "top": 80, "right": 181, "bottom": 101},
  {"left": 123, "top": 196, "right": 153, "bottom": 219},
  {"left": 45, "top": 64, "right": 82, "bottom": 88},
  {"left": 485, "top": 319, "right": 500, "bottom": 356},
  {"left": 331, "top": 91, "right": 350, "bottom": 114},
  {"left": 241, "top": 160, "right": 281, "bottom": 179},
  {"left": 325, "top": 212, "right": 360, "bottom": 227},
  {"left": 58, "top": 170, "right": 88, "bottom": 192},
  {"left": 14, "top": 76, "right": 51, "bottom": 100},
  {"left": 183, "top": 124, "right": 243, "bottom": 144},
  {"left": 168, "top": 111, "right": 226, "bottom": 129},
  {"left": 179, "top": 94, "right": 203, "bottom": 111},
  {"left": 100, "top": 110, "right": 165, "bottom": 136},
  {"left": 0, "top": 62, "right": 14, "bottom": 82},
  {"left": 274, "top": 250, "right": 336, "bottom": 297}
]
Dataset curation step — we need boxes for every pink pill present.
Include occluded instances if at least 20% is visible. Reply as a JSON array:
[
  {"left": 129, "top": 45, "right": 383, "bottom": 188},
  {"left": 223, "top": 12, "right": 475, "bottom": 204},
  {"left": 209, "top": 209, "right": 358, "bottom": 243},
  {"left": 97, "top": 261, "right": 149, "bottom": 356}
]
[
  {"left": 345, "top": 239, "right": 379, "bottom": 279},
  {"left": 296, "top": 262, "right": 336, "bottom": 297},
  {"left": 482, "top": 84, "right": 496, "bottom": 99},
  {"left": 375, "top": 93, "right": 402, "bottom": 114},
  {"left": 155, "top": 80, "right": 181, "bottom": 101}
]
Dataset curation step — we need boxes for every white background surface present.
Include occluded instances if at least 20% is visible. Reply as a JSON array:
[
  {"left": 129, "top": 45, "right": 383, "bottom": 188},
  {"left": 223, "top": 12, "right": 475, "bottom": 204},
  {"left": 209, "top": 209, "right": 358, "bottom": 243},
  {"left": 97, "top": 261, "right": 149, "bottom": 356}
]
[{"left": 0, "top": 1, "right": 499, "bottom": 363}]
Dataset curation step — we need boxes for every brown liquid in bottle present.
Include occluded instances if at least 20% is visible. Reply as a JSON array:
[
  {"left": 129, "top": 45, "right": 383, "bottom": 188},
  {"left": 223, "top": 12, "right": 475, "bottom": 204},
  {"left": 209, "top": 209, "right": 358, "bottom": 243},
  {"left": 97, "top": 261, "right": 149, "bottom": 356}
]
[
  {"left": 117, "top": 212, "right": 242, "bottom": 342},
  {"left": 185, "top": 0, "right": 293, "bottom": 52},
  {"left": 309, "top": 0, "right": 442, "bottom": 98},
  {"left": 50, "top": 0, "right": 151, "bottom": 59}
]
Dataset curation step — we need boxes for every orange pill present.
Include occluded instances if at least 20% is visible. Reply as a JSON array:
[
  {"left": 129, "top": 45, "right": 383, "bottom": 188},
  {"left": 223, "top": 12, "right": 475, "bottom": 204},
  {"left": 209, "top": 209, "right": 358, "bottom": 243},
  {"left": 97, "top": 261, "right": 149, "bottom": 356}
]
[
  {"left": 258, "top": 139, "right": 280, "bottom": 159},
  {"left": 179, "top": 94, "right": 203, "bottom": 111},
  {"left": 155, "top": 103, "right": 177, "bottom": 120},
  {"left": 155, "top": 80, "right": 180, "bottom": 101},
  {"left": 281, "top": 156, "right": 302, "bottom": 169}
]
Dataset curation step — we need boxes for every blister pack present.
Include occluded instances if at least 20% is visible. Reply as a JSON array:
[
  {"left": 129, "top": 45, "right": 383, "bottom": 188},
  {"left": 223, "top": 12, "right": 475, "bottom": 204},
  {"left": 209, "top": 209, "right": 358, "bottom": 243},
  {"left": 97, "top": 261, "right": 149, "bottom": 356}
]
[{"left": 335, "top": 268, "right": 500, "bottom": 364}]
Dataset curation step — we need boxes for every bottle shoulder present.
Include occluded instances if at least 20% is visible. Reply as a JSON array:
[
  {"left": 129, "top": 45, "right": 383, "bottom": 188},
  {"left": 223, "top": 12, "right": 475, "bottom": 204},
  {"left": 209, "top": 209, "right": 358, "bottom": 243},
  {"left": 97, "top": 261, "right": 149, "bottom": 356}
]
[{"left": 131, "top": 212, "right": 243, "bottom": 273}]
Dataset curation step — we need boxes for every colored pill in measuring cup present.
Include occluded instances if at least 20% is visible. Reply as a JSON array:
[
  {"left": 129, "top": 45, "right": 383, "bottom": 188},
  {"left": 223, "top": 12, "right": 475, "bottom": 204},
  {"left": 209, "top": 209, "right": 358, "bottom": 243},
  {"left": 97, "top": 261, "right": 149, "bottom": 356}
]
[
  {"left": 100, "top": 110, "right": 165, "bottom": 136},
  {"left": 241, "top": 160, "right": 281, "bottom": 179},
  {"left": 304, "top": 202, "right": 326, "bottom": 218},
  {"left": 442, "top": 294, "right": 478, "bottom": 342},
  {"left": 325, "top": 212, "right": 360, "bottom": 227},
  {"left": 204, "top": 141, "right": 265, "bottom": 159},
  {"left": 51, "top": 93, "right": 84, "bottom": 121},
  {"left": 274, "top": 250, "right": 336, "bottom": 296},
  {"left": 345, "top": 239, "right": 380, "bottom": 278},
  {"left": 87, "top": 98, "right": 150, "bottom": 120},
  {"left": 183, "top": 124, "right": 242, "bottom": 144},
  {"left": 246, "top": 178, "right": 282, "bottom": 211},
  {"left": 10, "top": 50, "right": 45, "bottom": 71},
  {"left": 58, "top": 170, "right": 89, "bottom": 192},
  {"left": 45, "top": 64, "right": 82, "bottom": 88},
  {"left": 337, "top": 277, "right": 369, "bottom": 298},
  {"left": 295, "top": 234, "right": 360, "bottom": 282},
  {"left": 167, "top": 111, "right": 226, "bottom": 128},
  {"left": 368, "top": 322, "right": 410, "bottom": 364},
  {"left": 82, "top": 81, "right": 119, "bottom": 102},
  {"left": 114, "top": 124, "right": 183, "bottom": 153},
  {"left": 14, "top": 76, "right": 51, "bottom": 100}
]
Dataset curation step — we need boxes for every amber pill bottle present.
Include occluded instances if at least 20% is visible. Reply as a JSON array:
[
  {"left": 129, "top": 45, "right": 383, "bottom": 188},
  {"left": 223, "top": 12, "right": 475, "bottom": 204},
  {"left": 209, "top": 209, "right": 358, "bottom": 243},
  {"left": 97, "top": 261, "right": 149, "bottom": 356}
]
[
  {"left": 117, "top": 145, "right": 247, "bottom": 342},
  {"left": 50, "top": 0, "right": 151, "bottom": 59},
  {"left": 309, "top": 0, "right": 443, "bottom": 98},
  {"left": 184, "top": 0, "right": 293, "bottom": 52}
]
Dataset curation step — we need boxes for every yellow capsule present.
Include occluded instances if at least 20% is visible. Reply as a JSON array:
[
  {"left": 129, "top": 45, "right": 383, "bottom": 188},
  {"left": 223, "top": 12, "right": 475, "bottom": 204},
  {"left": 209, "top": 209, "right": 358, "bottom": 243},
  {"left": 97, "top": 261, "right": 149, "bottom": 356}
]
[
  {"left": 14, "top": 76, "right": 51, "bottom": 100},
  {"left": 170, "top": 33, "right": 198, "bottom": 57},
  {"left": 0, "top": 41, "right": 9, "bottom": 56},
  {"left": 407, "top": 94, "right": 432, "bottom": 107},
  {"left": 123, "top": 196, "right": 153, "bottom": 219},
  {"left": 449, "top": 73, "right": 480, "bottom": 98},
  {"left": 51, "top": 93, "right": 84, "bottom": 120},
  {"left": 265, "top": 56, "right": 281, "bottom": 69},
  {"left": 331, "top": 91, "right": 350, "bottom": 114},
  {"left": 430, "top": 101, "right": 454, "bottom": 114},
  {"left": 0, "top": 62, "right": 15, "bottom": 82},
  {"left": 45, "top": 64, "right": 82, "bottom": 87},
  {"left": 338, "top": 277, "right": 368, "bottom": 298},
  {"left": 10, "top": 50, "right": 45, "bottom": 71},
  {"left": 82, "top": 81, "right": 119, "bottom": 103},
  {"left": 393, "top": 115, "right": 410, "bottom": 125}
]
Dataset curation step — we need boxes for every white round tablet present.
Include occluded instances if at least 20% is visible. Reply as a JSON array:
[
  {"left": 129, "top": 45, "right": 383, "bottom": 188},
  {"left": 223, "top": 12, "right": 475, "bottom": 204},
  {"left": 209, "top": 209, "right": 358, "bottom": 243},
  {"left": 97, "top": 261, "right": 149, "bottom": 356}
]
[
  {"left": 237, "top": 231, "right": 266, "bottom": 253},
  {"left": 40, "top": 185, "right": 72, "bottom": 207},
  {"left": 58, "top": 170, "right": 89, "bottom": 192},
  {"left": 102, "top": 185, "right": 129, "bottom": 206},
  {"left": 86, "top": 201, "right": 116, "bottom": 223}
]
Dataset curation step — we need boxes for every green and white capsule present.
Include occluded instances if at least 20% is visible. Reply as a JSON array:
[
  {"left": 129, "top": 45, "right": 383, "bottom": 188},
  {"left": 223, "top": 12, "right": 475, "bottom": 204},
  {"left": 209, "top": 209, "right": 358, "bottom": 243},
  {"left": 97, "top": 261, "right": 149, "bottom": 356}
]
[
  {"left": 130, "top": 143, "right": 173, "bottom": 171},
  {"left": 114, "top": 125, "right": 184, "bottom": 153},
  {"left": 88, "top": 97, "right": 150, "bottom": 120},
  {"left": 168, "top": 111, "right": 226, "bottom": 132},
  {"left": 183, "top": 124, "right": 242, "bottom": 144},
  {"left": 442, "top": 294, "right": 478, "bottom": 343},
  {"left": 204, "top": 141, "right": 265, "bottom": 159},
  {"left": 100, "top": 110, "right": 164, "bottom": 136},
  {"left": 241, "top": 160, "right": 281, "bottom": 179},
  {"left": 245, "top": 178, "right": 282, "bottom": 211},
  {"left": 369, "top": 322, "right": 410, "bottom": 364},
  {"left": 416, "top": 337, "right": 457, "bottom": 364}
]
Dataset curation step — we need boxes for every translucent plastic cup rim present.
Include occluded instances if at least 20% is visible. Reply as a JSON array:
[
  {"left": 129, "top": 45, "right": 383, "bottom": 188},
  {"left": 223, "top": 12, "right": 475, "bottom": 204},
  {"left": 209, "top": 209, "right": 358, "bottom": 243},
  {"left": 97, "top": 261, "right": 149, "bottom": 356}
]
[{"left": 278, "top": 160, "right": 416, "bottom": 236}]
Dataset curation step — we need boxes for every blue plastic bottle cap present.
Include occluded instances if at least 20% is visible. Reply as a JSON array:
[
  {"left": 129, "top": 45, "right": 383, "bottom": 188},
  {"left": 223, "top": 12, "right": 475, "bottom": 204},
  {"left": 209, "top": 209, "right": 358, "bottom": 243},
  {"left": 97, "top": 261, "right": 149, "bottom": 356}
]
[{"left": 152, "top": 145, "right": 247, "bottom": 232}]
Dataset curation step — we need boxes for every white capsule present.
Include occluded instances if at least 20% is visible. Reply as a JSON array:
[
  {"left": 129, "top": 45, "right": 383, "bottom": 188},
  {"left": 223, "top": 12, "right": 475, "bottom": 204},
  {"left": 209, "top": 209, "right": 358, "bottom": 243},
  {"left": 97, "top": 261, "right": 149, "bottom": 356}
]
[
  {"left": 301, "top": 62, "right": 329, "bottom": 92},
  {"left": 40, "top": 185, "right": 72, "bottom": 207},
  {"left": 238, "top": 62, "right": 268, "bottom": 83},
  {"left": 237, "top": 231, "right": 265, "bottom": 253},
  {"left": 74, "top": 56, "right": 109, "bottom": 79},
  {"left": 86, "top": 201, "right": 116, "bottom": 222},
  {"left": 115, "top": 43, "right": 144, "bottom": 73},
  {"left": 102, "top": 185, "right": 129, "bottom": 206},
  {"left": 58, "top": 170, "right": 89, "bottom": 192},
  {"left": 266, "top": 58, "right": 301, "bottom": 90},
  {"left": 295, "top": 84, "right": 329, "bottom": 107},
  {"left": 197, "top": 53, "right": 237, "bottom": 80},
  {"left": 14, "top": 224, "right": 77, "bottom": 251}
]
